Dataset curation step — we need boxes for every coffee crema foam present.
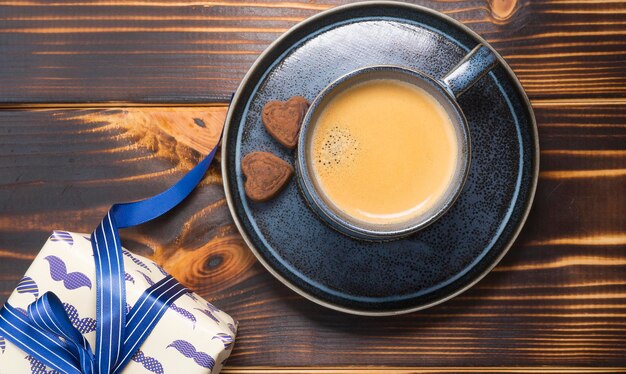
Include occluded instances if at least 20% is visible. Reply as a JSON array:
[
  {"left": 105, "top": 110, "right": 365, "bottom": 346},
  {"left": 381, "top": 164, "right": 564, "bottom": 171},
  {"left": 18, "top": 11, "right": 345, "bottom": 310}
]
[
  {"left": 309, "top": 78, "right": 459, "bottom": 226},
  {"left": 315, "top": 125, "right": 359, "bottom": 170}
]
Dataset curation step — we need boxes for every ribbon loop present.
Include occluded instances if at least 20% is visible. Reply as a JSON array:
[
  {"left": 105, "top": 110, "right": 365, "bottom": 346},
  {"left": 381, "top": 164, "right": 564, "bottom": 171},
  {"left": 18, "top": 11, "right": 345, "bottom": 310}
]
[
  {"left": 0, "top": 302, "right": 82, "bottom": 374},
  {"left": 28, "top": 292, "right": 95, "bottom": 374},
  {"left": 29, "top": 293, "right": 85, "bottom": 347}
]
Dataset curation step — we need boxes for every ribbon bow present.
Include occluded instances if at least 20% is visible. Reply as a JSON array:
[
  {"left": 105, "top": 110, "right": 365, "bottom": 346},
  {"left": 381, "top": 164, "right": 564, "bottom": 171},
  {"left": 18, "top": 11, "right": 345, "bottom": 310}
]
[{"left": 0, "top": 134, "right": 221, "bottom": 373}]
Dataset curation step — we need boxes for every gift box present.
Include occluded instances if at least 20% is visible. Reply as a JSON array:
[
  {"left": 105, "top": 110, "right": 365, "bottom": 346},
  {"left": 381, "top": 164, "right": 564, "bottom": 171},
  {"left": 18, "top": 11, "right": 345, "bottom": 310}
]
[{"left": 0, "top": 230, "right": 237, "bottom": 373}]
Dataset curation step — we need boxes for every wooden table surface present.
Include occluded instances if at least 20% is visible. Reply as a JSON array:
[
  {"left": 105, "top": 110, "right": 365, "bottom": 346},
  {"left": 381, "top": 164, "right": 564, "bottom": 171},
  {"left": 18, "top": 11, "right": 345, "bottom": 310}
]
[{"left": 1, "top": 0, "right": 625, "bottom": 372}]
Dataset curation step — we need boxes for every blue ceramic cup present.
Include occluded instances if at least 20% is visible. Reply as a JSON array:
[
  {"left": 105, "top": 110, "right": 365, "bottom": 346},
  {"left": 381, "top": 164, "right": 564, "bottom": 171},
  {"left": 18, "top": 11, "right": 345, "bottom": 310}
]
[{"left": 296, "top": 44, "right": 498, "bottom": 241}]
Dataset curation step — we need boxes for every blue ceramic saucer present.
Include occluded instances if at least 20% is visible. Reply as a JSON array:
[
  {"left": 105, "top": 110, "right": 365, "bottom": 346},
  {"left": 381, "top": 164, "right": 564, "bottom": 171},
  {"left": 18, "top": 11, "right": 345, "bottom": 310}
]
[{"left": 222, "top": 1, "right": 538, "bottom": 315}]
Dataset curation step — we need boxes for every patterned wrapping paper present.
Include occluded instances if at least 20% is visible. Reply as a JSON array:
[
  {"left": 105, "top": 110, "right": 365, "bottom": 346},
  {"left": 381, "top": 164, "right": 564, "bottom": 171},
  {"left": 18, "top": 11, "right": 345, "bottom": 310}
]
[{"left": 0, "top": 231, "right": 237, "bottom": 374}]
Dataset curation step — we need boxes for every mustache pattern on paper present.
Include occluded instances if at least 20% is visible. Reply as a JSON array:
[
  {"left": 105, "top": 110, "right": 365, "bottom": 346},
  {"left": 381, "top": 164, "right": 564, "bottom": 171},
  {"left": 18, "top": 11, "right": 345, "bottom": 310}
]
[
  {"left": 17, "top": 276, "right": 39, "bottom": 299},
  {"left": 204, "top": 302, "right": 220, "bottom": 313},
  {"left": 26, "top": 355, "right": 62, "bottom": 374},
  {"left": 132, "top": 349, "right": 164, "bottom": 374},
  {"left": 138, "top": 271, "right": 156, "bottom": 286},
  {"left": 168, "top": 303, "right": 196, "bottom": 327},
  {"left": 44, "top": 255, "right": 92, "bottom": 290},
  {"left": 167, "top": 340, "right": 215, "bottom": 369},
  {"left": 152, "top": 262, "right": 169, "bottom": 277},
  {"left": 124, "top": 272, "right": 135, "bottom": 284},
  {"left": 194, "top": 308, "right": 219, "bottom": 323},
  {"left": 0, "top": 336, "right": 5, "bottom": 354},
  {"left": 122, "top": 250, "right": 151, "bottom": 272},
  {"left": 212, "top": 333, "right": 234, "bottom": 350},
  {"left": 62, "top": 303, "right": 96, "bottom": 334},
  {"left": 49, "top": 231, "right": 73, "bottom": 246}
]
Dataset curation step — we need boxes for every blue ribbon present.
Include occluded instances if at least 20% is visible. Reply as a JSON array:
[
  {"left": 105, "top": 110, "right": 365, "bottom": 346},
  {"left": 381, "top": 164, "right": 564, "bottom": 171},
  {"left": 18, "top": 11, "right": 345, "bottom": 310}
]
[{"left": 0, "top": 133, "right": 222, "bottom": 373}]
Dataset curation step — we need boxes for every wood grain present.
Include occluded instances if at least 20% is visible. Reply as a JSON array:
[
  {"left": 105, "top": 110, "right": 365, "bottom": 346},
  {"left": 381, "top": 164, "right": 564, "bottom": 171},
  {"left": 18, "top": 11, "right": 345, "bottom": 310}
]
[
  {"left": 1, "top": 0, "right": 626, "bottom": 104},
  {"left": 221, "top": 368, "right": 626, "bottom": 373},
  {"left": 1, "top": 104, "right": 625, "bottom": 368}
]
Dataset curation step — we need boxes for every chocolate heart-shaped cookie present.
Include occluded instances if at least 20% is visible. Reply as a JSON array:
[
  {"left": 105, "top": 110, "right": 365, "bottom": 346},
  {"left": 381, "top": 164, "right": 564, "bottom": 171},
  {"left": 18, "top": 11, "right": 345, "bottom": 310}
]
[
  {"left": 242, "top": 151, "right": 293, "bottom": 202},
  {"left": 262, "top": 96, "right": 309, "bottom": 149}
]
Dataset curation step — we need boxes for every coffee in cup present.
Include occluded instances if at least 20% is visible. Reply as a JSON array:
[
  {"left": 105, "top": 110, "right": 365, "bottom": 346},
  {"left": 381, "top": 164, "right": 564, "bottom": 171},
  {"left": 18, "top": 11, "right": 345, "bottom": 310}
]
[{"left": 309, "top": 78, "right": 459, "bottom": 227}]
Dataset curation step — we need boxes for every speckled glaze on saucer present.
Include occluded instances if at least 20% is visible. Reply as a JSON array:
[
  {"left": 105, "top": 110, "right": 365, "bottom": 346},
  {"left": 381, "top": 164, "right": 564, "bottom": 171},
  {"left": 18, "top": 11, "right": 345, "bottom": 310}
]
[{"left": 222, "top": 1, "right": 539, "bottom": 315}]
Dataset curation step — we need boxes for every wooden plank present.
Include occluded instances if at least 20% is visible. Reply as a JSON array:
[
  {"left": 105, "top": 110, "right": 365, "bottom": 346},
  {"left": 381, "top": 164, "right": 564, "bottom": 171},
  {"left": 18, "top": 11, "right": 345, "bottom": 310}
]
[
  {"left": 221, "top": 368, "right": 626, "bottom": 373},
  {"left": 1, "top": 0, "right": 626, "bottom": 104},
  {"left": 0, "top": 104, "right": 625, "bottom": 367}
]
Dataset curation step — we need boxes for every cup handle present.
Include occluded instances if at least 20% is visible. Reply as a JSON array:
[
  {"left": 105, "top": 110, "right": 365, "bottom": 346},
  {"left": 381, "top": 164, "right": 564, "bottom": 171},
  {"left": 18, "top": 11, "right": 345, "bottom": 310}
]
[{"left": 441, "top": 44, "right": 498, "bottom": 98}]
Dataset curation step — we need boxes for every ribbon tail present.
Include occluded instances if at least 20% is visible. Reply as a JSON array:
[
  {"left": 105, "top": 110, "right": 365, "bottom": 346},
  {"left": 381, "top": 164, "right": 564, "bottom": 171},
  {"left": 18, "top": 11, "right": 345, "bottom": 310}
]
[{"left": 110, "top": 133, "right": 222, "bottom": 229}]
